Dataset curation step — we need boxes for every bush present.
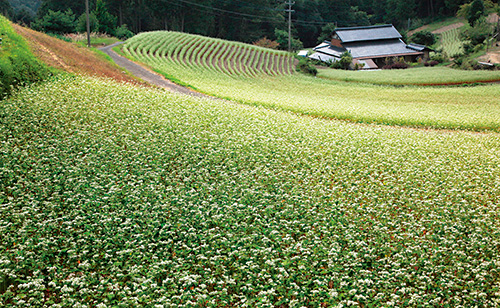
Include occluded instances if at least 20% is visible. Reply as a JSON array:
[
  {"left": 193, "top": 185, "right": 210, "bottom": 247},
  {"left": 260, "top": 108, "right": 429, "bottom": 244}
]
[
  {"left": 0, "top": 15, "right": 51, "bottom": 98},
  {"left": 430, "top": 53, "right": 446, "bottom": 63},
  {"left": 462, "top": 17, "right": 493, "bottom": 47},
  {"left": 410, "top": 30, "right": 436, "bottom": 46},
  {"left": 114, "top": 24, "right": 134, "bottom": 40},
  {"left": 253, "top": 37, "right": 279, "bottom": 49},
  {"left": 330, "top": 51, "right": 353, "bottom": 70},
  {"left": 383, "top": 62, "right": 409, "bottom": 69},
  {"left": 296, "top": 59, "right": 318, "bottom": 76}
]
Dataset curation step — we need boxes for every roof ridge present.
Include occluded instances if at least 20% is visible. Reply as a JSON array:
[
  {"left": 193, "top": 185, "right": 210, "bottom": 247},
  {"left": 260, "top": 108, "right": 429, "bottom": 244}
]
[{"left": 335, "top": 24, "right": 394, "bottom": 31}]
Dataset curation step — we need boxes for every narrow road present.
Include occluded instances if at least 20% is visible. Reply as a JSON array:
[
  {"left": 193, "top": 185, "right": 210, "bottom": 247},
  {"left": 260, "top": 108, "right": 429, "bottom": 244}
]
[{"left": 99, "top": 42, "right": 206, "bottom": 97}]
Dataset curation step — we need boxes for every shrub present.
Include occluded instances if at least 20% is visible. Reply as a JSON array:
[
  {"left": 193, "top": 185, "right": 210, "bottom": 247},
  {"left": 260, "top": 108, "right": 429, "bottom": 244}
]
[
  {"left": 383, "top": 62, "right": 409, "bottom": 69},
  {"left": 410, "top": 30, "right": 437, "bottom": 46},
  {"left": 253, "top": 37, "right": 279, "bottom": 49},
  {"left": 462, "top": 17, "right": 493, "bottom": 47},
  {"left": 114, "top": 24, "right": 134, "bottom": 40},
  {"left": 330, "top": 51, "right": 353, "bottom": 70},
  {"left": 275, "top": 29, "right": 303, "bottom": 51},
  {"left": 430, "top": 53, "right": 446, "bottom": 63},
  {"left": 296, "top": 59, "right": 317, "bottom": 76}
]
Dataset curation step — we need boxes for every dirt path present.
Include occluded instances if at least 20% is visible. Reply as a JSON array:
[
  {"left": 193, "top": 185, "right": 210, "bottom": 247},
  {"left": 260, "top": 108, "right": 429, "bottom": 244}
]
[
  {"left": 99, "top": 43, "right": 207, "bottom": 98},
  {"left": 408, "top": 22, "right": 465, "bottom": 36}
]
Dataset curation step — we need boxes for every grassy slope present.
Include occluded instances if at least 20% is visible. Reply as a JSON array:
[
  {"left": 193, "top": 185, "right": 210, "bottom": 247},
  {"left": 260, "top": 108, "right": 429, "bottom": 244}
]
[
  {"left": 1, "top": 76, "right": 499, "bottom": 307},
  {"left": 0, "top": 15, "right": 50, "bottom": 97}
]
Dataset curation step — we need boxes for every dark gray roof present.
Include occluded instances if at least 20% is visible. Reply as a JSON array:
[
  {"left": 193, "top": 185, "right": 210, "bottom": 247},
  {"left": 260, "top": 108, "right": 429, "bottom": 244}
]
[
  {"left": 314, "top": 44, "right": 345, "bottom": 57},
  {"left": 407, "top": 43, "right": 432, "bottom": 52},
  {"left": 344, "top": 39, "right": 422, "bottom": 59},
  {"left": 309, "top": 52, "right": 338, "bottom": 63},
  {"left": 313, "top": 41, "right": 331, "bottom": 50},
  {"left": 335, "top": 25, "right": 402, "bottom": 43}
]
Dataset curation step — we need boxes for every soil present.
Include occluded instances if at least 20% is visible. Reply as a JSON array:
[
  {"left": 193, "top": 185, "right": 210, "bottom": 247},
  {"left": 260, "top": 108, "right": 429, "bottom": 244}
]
[
  {"left": 13, "top": 23, "right": 143, "bottom": 85},
  {"left": 478, "top": 43, "right": 500, "bottom": 64}
]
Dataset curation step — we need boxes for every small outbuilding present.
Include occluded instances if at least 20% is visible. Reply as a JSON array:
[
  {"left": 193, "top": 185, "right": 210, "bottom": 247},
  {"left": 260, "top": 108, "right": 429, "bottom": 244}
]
[{"left": 309, "top": 24, "right": 432, "bottom": 69}]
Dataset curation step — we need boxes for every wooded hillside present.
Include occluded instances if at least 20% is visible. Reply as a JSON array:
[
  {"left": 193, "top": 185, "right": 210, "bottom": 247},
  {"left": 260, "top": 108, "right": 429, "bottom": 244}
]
[{"left": 9, "top": 0, "right": 500, "bottom": 47}]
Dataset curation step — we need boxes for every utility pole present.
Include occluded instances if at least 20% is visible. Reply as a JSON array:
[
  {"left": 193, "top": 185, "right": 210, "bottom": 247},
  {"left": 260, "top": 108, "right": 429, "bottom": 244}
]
[
  {"left": 285, "top": 1, "right": 295, "bottom": 52},
  {"left": 85, "top": 0, "right": 90, "bottom": 48}
]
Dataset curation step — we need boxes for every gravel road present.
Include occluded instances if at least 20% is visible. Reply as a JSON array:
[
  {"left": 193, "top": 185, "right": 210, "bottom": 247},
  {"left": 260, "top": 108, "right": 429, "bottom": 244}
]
[{"left": 99, "top": 42, "right": 206, "bottom": 97}]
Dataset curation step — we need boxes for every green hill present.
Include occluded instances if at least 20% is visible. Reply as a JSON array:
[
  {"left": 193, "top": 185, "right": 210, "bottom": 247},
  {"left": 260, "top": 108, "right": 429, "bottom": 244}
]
[{"left": 0, "top": 14, "right": 49, "bottom": 97}]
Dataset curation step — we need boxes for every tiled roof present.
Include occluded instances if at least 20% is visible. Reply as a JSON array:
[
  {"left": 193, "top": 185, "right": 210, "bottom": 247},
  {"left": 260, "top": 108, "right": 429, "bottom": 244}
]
[
  {"left": 344, "top": 39, "right": 422, "bottom": 59},
  {"left": 309, "top": 52, "right": 338, "bottom": 63},
  {"left": 314, "top": 44, "right": 345, "bottom": 57},
  {"left": 335, "top": 25, "right": 401, "bottom": 43}
]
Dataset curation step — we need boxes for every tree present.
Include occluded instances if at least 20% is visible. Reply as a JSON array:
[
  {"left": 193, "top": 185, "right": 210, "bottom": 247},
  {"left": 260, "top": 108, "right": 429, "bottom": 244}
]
[
  {"left": 76, "top": 12, "right": 98, "bottom": 33},
  {"left": 32, "top": 8, "right": 76, "bottom": 33},
  {"left": 317, "top": 23, "right": 336, "bottom": 43},
  {"left": 275, "top": 28, "right": 303, "bottom": 51},
  {"left": 468, "top": 0, "right": 486, "bottom": 26},
  {"left": 462, "top": 16, "right": 492, "bottom": 47},
  {"left": 0, "top": 0, "right": 14, "bottom": 18},
  {"left": 93, "top": 0, "right": 116, "bottom": 35},
  {"left": 410, "top": 30, "right": 437, "bottom": 46}
]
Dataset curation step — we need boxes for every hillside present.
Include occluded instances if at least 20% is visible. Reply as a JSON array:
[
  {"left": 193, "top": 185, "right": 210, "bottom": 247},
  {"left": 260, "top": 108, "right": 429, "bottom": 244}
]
[
  {"left": 1, "top": 18, "right": 500, "bottom": 308},
  {"left": 0, "top": 14, "right": 49, "bottom": 97},
  {"left": 123, "top": 31, "right": 294, "bottom": 78},
  {"left": 11, "top": 23, "right": 143, "bottom": 85},
  {"left": 8, "top": 0, "right": 40, "bottom": 15}
]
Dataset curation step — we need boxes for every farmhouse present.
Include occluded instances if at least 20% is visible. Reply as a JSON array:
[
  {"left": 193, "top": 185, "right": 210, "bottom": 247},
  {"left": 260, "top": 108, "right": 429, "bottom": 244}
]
[{"left": 309, "top": 24, "right": 431, "bottom": 69}]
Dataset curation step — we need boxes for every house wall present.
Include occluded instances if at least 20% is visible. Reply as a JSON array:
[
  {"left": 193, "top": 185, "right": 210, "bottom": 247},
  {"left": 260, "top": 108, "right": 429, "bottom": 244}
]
[{"left": 330, "top": 39, "right": 343, "bottom": 48}]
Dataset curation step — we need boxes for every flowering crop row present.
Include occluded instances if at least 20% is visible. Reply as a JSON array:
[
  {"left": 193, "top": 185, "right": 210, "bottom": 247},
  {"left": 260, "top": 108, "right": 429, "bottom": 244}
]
[
  {"left": 1, "top": 76, "right": 499, "bottom": 307},
  {"left": 317, "top": 66, "right": 500, "bottom": 85},
  {"left": 123, "top": 31, "right": 294, "bottom": 78},
  {"left": 121, "top": 31, "right": 500, "bottom": 132}
]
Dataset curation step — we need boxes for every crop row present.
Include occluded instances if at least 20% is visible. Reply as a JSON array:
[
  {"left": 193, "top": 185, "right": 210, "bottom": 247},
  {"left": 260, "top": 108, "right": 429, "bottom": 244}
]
[
  {"left": 1, "top": 76, "right": 500, "bottom": 307},
  {"left": 123, "top": 31, "right": 294, "bottom": 77},
  {"left": 440, "top": 28, "right": 464, "bottom": 57}
]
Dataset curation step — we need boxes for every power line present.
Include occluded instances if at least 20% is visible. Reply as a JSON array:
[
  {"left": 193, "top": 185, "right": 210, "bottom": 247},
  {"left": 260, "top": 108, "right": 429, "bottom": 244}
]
[{"left": 160, "top": 0, "right": 357, "bottom": 28}]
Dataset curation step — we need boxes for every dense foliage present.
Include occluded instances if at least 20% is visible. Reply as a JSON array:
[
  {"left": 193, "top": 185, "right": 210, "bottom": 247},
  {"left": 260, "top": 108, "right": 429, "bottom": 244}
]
[
  {"left": 1, "top": 75, "right": 500, "bottom": 307},
  {"left": 0, "top": 0, "right": 13, "bottom": 19},
  {"left": 410, "top": 30, "right": 437, "bottom": 46},
  {"left": 31, "top": 8, "right": 75, "bottom": 34},
  {"left": 0, "top": 14, "right": 50, "bottom": 97},
  {"left": 29, "top": 0, "right": 500, "bottom": 47}
]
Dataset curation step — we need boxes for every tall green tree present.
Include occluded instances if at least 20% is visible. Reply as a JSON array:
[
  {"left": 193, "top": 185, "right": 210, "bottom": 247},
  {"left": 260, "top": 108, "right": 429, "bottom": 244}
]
[
  {"left": 93, "top": 0, "right": 116, "bottom": 34},
  {"left": 468, "top": 0, "right": 486, "bottom": 25},
  {"left": 32, "top": 8, "right": 75, "bottom": 33},
  {"left": 1, "top": 0, "right": 14, "bottom": 18},
  {"left": 37, "top": 0, "right": 86, "bottom": 17}
]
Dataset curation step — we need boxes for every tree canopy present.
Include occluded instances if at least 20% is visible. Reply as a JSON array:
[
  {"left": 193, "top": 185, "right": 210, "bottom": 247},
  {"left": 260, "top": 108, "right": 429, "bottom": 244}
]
[
  {"left": 19, "top": 0, "right": 500, "bottom": 47},
  {"left": 1, "top": 0, "right": 14, "bottom": 18}
]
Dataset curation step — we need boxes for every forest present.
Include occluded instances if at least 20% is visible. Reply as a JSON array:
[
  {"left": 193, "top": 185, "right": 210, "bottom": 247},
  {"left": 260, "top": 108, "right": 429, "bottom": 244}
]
[{"left": 5, "top": 0, "right": 500, "bottom": 47}]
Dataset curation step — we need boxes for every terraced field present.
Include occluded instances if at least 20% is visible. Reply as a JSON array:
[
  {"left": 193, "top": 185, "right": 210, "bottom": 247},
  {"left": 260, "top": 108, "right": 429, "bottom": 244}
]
[
  {"left": 120, "top": 31, "right": 500, "bottom": 132},
  {"left": 123, "top": 31, "right": 294, "bottom": 78},
  {"left": 439, "top": 27, "right": 464, "bottom": 57}
]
